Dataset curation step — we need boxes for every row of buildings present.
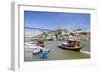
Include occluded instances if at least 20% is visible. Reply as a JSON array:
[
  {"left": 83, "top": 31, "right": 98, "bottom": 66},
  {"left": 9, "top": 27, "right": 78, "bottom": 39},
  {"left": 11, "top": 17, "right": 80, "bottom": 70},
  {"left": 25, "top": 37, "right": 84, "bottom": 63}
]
[{"left": 29, "top": 27, "right": 90, "bottom": 41}]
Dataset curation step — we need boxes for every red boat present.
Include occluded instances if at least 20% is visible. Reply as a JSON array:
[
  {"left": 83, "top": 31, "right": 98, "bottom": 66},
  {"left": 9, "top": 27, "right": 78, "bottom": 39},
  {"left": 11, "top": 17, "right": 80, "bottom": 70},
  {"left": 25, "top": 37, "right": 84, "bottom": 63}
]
[{"left": 58, "top": 39, "right": 83, "bottom": 51}]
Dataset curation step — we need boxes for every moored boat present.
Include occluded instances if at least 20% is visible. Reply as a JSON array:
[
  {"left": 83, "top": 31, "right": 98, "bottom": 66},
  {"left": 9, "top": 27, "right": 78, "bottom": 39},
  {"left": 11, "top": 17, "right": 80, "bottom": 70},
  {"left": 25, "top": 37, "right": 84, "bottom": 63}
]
[
  {"left": 32, "top": 46, "right": 50, "bottom": 55},
  {"left": 58, "top": 39, "right": 83, "bottom": 51},
  {"left": 32, "top": 39, "right": 50, "bottom": 55}
]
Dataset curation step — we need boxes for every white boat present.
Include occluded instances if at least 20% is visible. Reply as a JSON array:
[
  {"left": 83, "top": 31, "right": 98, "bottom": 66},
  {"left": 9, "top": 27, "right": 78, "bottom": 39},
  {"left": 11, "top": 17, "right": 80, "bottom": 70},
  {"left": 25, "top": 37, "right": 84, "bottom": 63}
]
[
  {"left": 24, "top": 42, "right": 50, "bottom": 55},
  {"left": 32, "top": 47, "right": 50, "bottom": 55}
]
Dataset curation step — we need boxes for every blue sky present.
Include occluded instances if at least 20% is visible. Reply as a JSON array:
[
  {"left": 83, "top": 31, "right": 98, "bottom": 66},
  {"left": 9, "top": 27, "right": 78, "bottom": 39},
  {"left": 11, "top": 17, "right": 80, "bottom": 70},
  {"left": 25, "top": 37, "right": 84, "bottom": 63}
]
[{"left": 24, "top": 11, "right": 90, "bottom": 36}]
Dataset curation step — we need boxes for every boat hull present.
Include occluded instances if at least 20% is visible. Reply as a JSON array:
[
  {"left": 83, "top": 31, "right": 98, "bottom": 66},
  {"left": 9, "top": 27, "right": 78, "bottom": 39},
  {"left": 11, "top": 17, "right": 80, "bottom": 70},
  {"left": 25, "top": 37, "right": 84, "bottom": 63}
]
[{"left": 58, "top": 45, "right": 82, "bottom": 51}]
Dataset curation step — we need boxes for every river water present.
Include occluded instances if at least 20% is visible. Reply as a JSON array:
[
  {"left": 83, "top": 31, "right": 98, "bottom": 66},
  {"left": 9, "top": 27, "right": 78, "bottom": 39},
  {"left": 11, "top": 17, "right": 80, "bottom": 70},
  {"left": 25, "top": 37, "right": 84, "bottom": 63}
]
[{"left": 24, "top": 40, "right": 90, "bottom": 62}]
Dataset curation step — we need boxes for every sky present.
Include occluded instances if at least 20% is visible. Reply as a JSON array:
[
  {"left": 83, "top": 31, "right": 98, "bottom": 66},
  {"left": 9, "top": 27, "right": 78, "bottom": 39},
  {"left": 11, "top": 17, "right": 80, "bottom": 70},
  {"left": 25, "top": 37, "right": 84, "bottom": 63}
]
[{"left": 24, "top": 11, "right": 90, "bottom": 36}]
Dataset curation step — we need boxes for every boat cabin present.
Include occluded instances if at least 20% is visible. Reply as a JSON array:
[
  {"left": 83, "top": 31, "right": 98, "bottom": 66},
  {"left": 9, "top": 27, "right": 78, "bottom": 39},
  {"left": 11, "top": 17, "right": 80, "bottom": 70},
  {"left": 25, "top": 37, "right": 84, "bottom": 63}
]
[{"left": 67, "top": 39, "right": 80, "bottom": 48}]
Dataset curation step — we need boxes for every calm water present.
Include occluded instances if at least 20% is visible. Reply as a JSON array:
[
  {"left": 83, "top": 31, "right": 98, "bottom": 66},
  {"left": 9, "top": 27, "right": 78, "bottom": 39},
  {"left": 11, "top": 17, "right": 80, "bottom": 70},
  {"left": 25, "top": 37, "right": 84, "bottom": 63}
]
[{"left": 24, "top": 40, "right": 90, "bottom": 62}]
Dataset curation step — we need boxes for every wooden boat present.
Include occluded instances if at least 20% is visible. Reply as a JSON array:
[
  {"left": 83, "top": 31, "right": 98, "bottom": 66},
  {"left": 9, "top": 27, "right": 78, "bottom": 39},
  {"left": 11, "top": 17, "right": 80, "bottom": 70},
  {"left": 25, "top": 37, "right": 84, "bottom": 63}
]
[
  {"left": 58, "top": 39, "right": 83, "bottom": 51},
  {"left": 58, "top": 45, "right": 82, "bottom": 51}
]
